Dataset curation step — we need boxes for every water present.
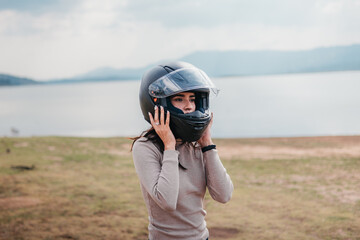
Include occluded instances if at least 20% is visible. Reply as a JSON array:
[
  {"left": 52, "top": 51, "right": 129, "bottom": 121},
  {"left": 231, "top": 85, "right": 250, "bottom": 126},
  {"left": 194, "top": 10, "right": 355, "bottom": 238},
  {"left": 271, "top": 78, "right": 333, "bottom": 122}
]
[{"left": 1, "top": 71, "right": 359, "bottom": 138}]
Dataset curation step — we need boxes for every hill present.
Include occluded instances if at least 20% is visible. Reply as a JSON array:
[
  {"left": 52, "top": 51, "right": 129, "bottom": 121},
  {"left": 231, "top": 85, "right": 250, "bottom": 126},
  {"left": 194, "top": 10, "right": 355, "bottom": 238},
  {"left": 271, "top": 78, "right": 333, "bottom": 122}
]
[
  {"left": 0, "top": 74, "right": 40, "bottom": 86},
  {"left": 1, "top": 44, "right": 359, "bottom": 86},
  {"left": 63, "top": 44, "right": 360, "bottom": 81},
  {"left": 181, "top": 44, "right": 360, "bottom": 77},
  {"left": 47, "top": 66, "right": 150, "bottom": 84}
]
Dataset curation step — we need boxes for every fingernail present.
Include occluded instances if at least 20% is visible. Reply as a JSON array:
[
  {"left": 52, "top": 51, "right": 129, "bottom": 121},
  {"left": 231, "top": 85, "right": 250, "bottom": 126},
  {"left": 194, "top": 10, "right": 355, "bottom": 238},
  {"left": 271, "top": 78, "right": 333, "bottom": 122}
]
[
  {"left": 154, "top": 105, "right": 157, "bottom": 110},
  {"left": 161, "top": 106, "right": 163, "bottom": 109}
]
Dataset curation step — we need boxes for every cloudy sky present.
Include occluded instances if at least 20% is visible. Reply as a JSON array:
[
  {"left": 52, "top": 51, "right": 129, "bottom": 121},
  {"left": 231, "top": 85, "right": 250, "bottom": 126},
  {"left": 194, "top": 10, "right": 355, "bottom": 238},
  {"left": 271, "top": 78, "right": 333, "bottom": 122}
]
[{"left": 1, "top": 0, "right": 359, "bottom": 80}]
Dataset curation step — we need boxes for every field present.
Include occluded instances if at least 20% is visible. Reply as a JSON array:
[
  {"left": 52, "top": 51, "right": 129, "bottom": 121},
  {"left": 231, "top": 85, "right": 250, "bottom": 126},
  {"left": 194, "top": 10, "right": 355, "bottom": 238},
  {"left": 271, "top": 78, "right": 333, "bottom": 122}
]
[{"left": 0, "top": 136, "right": 359, "bottom": 240}]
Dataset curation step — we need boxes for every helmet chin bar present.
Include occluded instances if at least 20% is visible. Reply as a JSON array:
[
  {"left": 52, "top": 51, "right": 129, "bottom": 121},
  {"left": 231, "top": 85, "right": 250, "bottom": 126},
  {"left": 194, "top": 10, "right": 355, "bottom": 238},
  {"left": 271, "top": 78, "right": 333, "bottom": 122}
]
[{"left": 170, "top": 114, "right": 211, "bottom": 142}]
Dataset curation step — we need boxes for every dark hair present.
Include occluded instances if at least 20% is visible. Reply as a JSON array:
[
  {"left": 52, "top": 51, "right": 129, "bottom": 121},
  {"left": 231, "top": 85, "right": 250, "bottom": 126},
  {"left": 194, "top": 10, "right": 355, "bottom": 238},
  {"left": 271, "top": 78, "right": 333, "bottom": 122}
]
[
  {"left": 130, "top": 127, "right": 165, "bottom": 152},
  {"left": 130, "top": 127, "right": 196, "bottom": 153}
]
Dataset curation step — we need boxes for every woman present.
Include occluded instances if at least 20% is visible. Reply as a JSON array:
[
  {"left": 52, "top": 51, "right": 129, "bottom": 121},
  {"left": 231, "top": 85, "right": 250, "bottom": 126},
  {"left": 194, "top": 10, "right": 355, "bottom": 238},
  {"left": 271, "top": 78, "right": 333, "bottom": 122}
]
[{"left": 132, "top": 61, "right": 233, "bottom": 240}]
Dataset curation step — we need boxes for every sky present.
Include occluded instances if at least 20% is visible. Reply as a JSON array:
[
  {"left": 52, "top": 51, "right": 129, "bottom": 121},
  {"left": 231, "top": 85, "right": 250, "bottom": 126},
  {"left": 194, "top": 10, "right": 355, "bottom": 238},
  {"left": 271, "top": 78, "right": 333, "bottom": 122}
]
[{"left": 0, "top": 0, "right": 359, "bottom": 80}]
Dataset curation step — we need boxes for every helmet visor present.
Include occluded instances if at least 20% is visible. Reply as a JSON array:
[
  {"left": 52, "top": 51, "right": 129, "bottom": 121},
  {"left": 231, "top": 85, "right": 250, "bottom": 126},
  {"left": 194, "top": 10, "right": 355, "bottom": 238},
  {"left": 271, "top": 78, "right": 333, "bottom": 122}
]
[{"left": 148, "top": 68, "right": 219, "bottom": 98}]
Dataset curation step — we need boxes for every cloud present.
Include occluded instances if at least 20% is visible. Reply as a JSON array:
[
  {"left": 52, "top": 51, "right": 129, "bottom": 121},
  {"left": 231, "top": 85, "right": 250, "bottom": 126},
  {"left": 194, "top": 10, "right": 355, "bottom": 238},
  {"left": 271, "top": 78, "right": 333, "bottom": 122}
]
[
  {"left": 320, "top": 1, "right": 343, "bottom": 14},
  {"left": 0, "top": 0, "right": 359, "bottom": 79},
  {"left": 123, "top": 0, "right": 331, "bottom": 27},
  {"left": 0, "top": 0, "right": 76, "bottom": 14}
]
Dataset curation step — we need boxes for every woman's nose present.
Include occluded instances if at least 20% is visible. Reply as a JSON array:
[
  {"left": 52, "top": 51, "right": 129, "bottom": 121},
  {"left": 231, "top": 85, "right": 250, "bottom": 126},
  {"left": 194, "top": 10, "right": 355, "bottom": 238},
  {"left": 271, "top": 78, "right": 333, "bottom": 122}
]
[{"left": 184, "top": 99, "right": 193, "bottom": 110}]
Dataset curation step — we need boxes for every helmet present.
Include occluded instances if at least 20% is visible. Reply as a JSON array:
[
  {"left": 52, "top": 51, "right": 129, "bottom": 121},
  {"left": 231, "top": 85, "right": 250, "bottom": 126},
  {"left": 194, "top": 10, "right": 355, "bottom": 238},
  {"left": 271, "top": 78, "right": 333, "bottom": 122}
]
[{"left": 139, "top": 61, "right": 219, "bottom": 142}]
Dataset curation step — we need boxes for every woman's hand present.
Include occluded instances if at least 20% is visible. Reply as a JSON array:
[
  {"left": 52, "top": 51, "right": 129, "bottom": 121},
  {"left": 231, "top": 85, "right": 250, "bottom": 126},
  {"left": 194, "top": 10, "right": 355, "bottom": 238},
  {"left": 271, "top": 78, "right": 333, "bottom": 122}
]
[
  {"left": 198, "top": 112, "right": 214, "bottom": 147},
  {"left": 148, "top": 106, "right": 176, "bottom": 150}
]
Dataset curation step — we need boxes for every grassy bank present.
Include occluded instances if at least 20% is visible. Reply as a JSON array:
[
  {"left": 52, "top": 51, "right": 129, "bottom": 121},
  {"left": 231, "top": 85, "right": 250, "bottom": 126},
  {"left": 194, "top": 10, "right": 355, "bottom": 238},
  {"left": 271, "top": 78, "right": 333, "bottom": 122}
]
[{"left": 0, "top": 136, "right": 359, "bottom": 240}]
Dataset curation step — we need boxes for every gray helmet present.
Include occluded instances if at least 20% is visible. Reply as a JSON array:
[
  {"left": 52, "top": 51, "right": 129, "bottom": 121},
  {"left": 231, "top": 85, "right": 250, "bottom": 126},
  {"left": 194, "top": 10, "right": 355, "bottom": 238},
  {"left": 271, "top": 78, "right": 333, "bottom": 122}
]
[{"left": 139, "top": 61, "right": 219, "bottom": 142}]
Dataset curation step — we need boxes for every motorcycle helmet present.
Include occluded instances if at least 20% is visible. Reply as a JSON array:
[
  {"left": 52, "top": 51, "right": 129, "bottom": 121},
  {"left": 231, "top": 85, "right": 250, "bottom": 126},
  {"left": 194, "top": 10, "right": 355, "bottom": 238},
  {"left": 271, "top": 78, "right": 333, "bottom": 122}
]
[{"left": 139, "top": 61, "right": 219, "bottom": 142}]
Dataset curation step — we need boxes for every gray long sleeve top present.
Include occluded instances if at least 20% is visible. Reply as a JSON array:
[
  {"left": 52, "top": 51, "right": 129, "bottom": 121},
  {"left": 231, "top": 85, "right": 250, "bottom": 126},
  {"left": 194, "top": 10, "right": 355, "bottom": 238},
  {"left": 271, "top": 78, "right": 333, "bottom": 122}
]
[{"left": 132, "top": 137, "right": 233, "bottom": 240}]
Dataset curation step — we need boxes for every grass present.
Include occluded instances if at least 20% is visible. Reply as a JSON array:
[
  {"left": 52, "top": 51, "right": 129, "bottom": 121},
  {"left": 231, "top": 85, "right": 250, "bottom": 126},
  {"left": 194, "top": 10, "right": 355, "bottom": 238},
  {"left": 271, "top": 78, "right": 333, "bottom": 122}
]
[{"left": 0, "top": 136, "right": 359, "bottom": 240}]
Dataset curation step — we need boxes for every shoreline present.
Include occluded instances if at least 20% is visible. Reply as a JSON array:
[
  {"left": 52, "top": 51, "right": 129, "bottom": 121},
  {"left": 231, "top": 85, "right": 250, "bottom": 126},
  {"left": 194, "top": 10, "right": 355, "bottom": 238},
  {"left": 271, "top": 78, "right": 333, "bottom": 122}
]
[{"left": 2, "top": 134, "right": 360, "bottom": 139}]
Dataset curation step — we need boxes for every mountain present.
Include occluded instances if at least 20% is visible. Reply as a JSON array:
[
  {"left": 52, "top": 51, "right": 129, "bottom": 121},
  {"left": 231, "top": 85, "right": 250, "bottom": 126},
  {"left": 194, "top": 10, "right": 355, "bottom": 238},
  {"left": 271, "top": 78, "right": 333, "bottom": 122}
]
[
  {"left": 59, "top": 44, "right": 360, "bottom": 81},
  {"left": 180, "top": 44, "right": 360, "bottom": 77},
  {"left": 1, "top": 44, "right": 360, "bottom": 87},
  {"left": 47, "top": 66, "right": 149, "bottom": 84},
  {"left": 0, "top": 74, "right": 40, "bottom": 86}
]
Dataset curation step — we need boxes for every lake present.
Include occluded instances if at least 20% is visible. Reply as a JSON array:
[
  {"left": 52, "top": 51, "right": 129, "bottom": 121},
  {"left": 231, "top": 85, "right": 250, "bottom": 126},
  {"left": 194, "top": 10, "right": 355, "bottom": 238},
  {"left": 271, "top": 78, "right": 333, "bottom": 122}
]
[{"left": 1, "top": 71, "right": 359, "bottom": 138}]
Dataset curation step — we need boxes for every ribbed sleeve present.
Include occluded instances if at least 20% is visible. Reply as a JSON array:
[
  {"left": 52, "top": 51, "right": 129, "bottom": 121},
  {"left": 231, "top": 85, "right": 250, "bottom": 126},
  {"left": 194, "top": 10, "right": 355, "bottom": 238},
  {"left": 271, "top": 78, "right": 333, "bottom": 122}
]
[
  {"left": 203, "top": 149, "right": 234, "bottom": 203},
  {"left": 132, "top": 139, "right": 180, "bottom": 211}
]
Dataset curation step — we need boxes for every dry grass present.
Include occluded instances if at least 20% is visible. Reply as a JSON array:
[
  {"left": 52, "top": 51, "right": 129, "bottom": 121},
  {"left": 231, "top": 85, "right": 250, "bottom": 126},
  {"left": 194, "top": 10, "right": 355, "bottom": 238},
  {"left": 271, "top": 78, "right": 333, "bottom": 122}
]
[{"left": 0, "top": 136, "right": 359, "bottom": 240}]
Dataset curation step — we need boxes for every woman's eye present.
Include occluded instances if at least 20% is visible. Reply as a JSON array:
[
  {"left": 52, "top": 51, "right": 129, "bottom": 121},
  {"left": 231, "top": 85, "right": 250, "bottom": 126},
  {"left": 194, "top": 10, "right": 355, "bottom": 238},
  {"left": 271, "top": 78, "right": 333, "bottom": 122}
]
[
  {"left": 190, "top": 98, "right": 195, "bottom": 102},
  {"left": 174, "top": 98, "right": 182, "bottom": 102}
]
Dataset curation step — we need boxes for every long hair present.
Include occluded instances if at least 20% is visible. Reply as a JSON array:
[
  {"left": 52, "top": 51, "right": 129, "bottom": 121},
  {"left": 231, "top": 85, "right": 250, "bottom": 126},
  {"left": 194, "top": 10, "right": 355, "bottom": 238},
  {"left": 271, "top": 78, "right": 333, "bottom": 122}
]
[
  {"left": 131, "top": 127, "right": 199, "bottom": 157},
  {"left": 130, "top": 127, "right": 165, "bottom": 152}
]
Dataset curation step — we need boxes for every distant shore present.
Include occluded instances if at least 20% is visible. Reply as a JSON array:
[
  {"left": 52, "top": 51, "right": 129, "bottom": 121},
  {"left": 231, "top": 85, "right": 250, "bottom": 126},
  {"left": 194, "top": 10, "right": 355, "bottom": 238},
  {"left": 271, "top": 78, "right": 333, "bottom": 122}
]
[{"left": 2, "top": 44, "right": 360, "bottom": 87}]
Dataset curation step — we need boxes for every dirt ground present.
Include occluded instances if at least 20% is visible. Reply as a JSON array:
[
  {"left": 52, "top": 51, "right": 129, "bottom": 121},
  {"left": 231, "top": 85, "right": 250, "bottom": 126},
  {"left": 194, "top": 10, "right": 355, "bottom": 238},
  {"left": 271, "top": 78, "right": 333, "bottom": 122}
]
[
  {"left": 1, "top": 136, "right": 359, "bottom": 240},
  {"left": 217, "top": 136, "right": 360, "bottom": 160}
]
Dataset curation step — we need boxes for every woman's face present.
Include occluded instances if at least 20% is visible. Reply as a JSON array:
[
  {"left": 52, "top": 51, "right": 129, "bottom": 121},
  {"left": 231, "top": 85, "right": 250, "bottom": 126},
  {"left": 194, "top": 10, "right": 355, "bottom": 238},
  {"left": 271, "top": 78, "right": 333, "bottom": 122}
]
[{"left": 170, "top": 92, "right": 196, "bottom": 114}]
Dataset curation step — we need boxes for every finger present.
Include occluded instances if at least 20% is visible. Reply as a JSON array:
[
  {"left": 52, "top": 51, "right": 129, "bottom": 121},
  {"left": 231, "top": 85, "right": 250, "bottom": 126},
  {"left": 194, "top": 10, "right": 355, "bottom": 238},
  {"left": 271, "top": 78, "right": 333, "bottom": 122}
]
[
  {"left": 166, "top": 110, "right": 170, "bottom": 126},
  {"left": 208, "top": 112, "right": 214, "bottom": 128},
  {"left": 148, "top": 112, "right": 156, "bottom": 127},
  {"left": 154, "top": 105, "right": 159, "bottom": 123},
  {"left": 160, "top": 106, "right": 165, "bottom": 125}
]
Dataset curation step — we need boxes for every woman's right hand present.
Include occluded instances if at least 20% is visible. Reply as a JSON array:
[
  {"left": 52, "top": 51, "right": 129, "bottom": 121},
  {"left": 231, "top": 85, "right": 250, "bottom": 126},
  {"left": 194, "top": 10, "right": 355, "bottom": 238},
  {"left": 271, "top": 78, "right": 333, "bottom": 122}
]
[{"left": 148, "top": 105, "right": 176, "bottom": 150}]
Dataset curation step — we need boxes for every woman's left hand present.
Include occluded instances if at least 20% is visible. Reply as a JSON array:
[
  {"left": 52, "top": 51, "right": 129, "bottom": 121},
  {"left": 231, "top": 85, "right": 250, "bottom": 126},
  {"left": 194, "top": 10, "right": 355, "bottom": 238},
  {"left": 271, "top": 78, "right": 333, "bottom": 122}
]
[{"left": 198, "top": 112, "right": 214, "bottom": 147}]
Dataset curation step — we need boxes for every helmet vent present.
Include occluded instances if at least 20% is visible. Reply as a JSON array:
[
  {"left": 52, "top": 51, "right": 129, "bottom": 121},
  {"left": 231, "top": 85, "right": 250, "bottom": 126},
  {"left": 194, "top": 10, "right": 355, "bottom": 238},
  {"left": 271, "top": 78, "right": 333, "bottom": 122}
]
[{"left": 163, "top": 66, "right": 176, "bottom": 73}]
